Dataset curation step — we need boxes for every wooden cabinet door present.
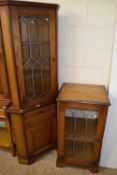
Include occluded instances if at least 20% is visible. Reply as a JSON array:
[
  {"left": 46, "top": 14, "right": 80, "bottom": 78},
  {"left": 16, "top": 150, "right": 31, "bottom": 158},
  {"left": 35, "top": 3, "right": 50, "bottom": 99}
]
[
  {"left": 10, "top": 6, "right": 57, "bottom": 108},
  {"left": 24, "top": 103, "right": 56, "bottom": 156},
  {"left": 57, "top": 103, "right": 107, "bottom": 164}
]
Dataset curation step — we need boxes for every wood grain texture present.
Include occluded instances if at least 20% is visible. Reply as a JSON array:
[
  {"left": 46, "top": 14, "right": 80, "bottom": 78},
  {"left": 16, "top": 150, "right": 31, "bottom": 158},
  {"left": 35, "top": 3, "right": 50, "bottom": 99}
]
[
  {"left": 0, "top": 0, "right": 60, "bottom": 10},
  {"left": 57, "top": 83, "right": 110, "bottom": 173},
  {"left": 57, "top": 83, "right": 110, "bottom": 105},
  {"left": 0, "top": 20, "right": 15, "bottom": 154},
  {"left": 0, "top": 0, "right": 59, "bottom": 164}
]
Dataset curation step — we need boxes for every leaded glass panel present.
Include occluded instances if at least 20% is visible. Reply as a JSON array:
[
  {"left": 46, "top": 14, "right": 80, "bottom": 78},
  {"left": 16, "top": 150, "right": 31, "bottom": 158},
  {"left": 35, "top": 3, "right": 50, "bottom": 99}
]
[
  {"left": 19, "top": 17, "right": 51, "bottom": 99},
  {"left": 64, "top": 109, "right": 99, "bottom": 161}
]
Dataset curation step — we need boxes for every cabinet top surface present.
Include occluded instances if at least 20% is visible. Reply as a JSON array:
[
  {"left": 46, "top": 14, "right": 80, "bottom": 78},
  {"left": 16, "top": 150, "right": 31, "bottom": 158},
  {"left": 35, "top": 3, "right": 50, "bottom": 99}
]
[
  {"left": 57, "top": 83, "right": 110, "bottom": 105},
  {"left": 0, "top": 0, "right": 59, "bottom": 9}
]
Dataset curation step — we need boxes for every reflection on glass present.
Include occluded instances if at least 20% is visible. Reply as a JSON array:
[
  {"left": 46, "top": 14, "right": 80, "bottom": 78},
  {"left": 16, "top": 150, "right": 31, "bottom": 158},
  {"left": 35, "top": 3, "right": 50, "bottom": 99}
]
[
  {"left": 40, "top": 17, "right": 49, "bottom": 41},
  {"left": 19, "top": 17, "right": 51, "bottom": 99},
  {"left": 64, "top": 140, "right": 94, "bottom": 161},
  {"left": 64, "top": 109, "right": 99, "bottom": 161}
]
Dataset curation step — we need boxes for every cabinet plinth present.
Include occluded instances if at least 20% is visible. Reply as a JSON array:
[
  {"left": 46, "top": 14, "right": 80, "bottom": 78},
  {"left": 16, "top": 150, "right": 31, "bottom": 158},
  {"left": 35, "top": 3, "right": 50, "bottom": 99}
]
[{"left": 56, "top": 83, "right": 110, "bottom": 173}]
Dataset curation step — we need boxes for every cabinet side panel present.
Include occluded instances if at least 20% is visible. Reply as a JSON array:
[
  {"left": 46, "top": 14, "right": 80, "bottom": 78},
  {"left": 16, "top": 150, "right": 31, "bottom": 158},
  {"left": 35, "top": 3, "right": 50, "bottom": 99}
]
[
  {"left": 0, "top": 21, "right": 10, "bottom": 98},
  {"left": 93, "top": 106, "right": 109, "bottom": 162},
  {"left": 0, "top": 6, "right": 20, "bottom": 106},
  {"left": 10, "top": 114, "right": 29, "bottom": 163},
  {"left": 57, "top": 102, "right": 65, "bottom": 158}
]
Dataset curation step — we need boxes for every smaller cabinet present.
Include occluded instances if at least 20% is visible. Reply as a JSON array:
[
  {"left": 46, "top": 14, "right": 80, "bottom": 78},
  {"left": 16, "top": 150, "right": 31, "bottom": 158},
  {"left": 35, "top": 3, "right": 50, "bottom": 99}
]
[{"left": 56, "top": 83, "right": 110, "bottom": 173}]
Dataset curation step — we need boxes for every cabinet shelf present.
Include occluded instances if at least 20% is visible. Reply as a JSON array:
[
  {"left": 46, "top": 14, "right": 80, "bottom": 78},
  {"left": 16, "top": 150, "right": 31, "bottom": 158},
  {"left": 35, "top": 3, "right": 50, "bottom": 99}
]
[
  {"left": 65, "top": 115, "right": 98, "bottom": 144},
  {"left": 65, "top": 133, "right": 96, "bottom": 143}
]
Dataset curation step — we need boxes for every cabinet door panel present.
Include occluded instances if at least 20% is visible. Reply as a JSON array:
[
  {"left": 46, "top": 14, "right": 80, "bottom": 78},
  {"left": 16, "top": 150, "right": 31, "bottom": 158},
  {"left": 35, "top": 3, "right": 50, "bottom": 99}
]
[
  {"left": 64, "top": 108, "right": 99, "bottom": 162},
  {"left": 57, "top": 103, "right": 105, "bottom": 164},
  {"left": 19, "top": 16, "right": 51, "bottom": 100},
  {"left": 24, "top": 104, "right": 56, "bottom": 156},
  {"left": 26, "top": 118, "right": 54, "bottom": 155},
  {"left": 11, "top": 7, "right": 57, "bottom": 108}
]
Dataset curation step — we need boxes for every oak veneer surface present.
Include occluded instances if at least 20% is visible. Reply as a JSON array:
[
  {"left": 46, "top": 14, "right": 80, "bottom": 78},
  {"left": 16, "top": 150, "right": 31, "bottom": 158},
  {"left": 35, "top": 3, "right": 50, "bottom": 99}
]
[
  {"left": 57, "top": 83, "right": 110, "bottom": 105},
  {"left": 57, "top": 83, "right": 110, "bottom": 172},
  {"left": 0, "top": 127, "right": 10, "bottom": 147},
  {"left": 0, "top": 0, "right": 59, "bottom": 9},
  {"left": 0, "top": 100, "right": 11, "bottom": 109}
]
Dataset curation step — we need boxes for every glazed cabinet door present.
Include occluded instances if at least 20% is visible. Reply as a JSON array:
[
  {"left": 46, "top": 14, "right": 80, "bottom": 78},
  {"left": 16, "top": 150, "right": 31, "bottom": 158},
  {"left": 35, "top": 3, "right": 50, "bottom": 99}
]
[
  {"left": 24, "top": 103, "right": 56, "bottom": 156},
  {"left": 10, "top": 6, "right": 57, "bottom": 108},
  {"left": 57, "top": 103, "right": 107, "bottom": 165},
  {"left": 64, "top": 108, "right": 99, "bottom": 162}
]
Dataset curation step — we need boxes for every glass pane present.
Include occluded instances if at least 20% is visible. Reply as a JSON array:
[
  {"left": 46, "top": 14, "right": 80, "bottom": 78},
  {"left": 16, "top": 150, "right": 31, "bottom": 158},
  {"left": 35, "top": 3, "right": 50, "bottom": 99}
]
[
  {"left": 39, "top": 17, "right": 49, "bottom": 42},
  {"left": 29, "top": 18, "right": 39, "bottom": 42},
  {"left": 74, "top": 142, "right": 94, "bottom": 161},
  {"left": 22, "top": 44, "right": 30, "bottom": 62},
  {"left": 40, "top": 44, "right": 50, "bottom": 58},
  {"left": 64, "top": 140, "right": 94, "bottom": 161},
  {"left": 31, "top": 44, "right": 40, "bottom": 60},
  {"left": 23, "top": 65, "right": 33, "bottom": 98},
  {"left": 20, "top": 18, "right": 29, "bottom": 42},
  {"left": 19, "top": 16, "right": 51, "bottom": 100},
  {"left": 64, "top": 140, "right": 73, "bottom": 158},
  {"left": 42, "top": 61, "right": 51, "bottom": 95},
  {"left": 64, "top": 109, "right": 99, "bottom": 161},
  {"left": 33, "top": 64, "right": 42, "bottom": 96}
]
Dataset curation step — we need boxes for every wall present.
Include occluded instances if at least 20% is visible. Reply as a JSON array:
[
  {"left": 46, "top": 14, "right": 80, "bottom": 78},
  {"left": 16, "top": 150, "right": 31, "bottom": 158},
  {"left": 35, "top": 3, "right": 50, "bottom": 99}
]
[
  {"left": 100, "top": 16, "right": 117, "bottom": 169},
  {"left": 19, "top": 0, "right": 117, "bottom": 169},
  {"left": 21, "top": 0, "right": 116, "bottom": 88},
  {"left": 58, "top": 0, "right": 115, "bottom": 88}
]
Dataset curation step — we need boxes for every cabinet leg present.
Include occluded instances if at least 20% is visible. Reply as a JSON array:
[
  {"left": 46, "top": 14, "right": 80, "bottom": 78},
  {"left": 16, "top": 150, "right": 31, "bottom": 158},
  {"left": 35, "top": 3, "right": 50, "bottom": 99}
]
[
  {"left": 89, "top": 166, "right": 99, "bottom": 173},
  {"left": 10, "top": 142, "right": 16, "bottom": 156},
  {"left": 56, "top": 158, "right": 66, "bottom": 168}
]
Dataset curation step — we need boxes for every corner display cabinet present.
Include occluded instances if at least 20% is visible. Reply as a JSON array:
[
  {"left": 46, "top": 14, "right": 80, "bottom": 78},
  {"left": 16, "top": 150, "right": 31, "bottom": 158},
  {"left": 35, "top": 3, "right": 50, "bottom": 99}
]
[
  {"left": 57, "top": 83, "right": 110, "bottom": 173},
  {"left": 0, "top": 0, "right": 59, "bottom": 164}
]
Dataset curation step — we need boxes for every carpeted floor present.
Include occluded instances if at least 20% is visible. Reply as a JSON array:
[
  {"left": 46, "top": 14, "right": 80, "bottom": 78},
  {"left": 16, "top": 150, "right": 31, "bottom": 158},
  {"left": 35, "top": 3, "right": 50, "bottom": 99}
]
[{"left": 0, "top": 150, "right": 117, "bottom": 175}]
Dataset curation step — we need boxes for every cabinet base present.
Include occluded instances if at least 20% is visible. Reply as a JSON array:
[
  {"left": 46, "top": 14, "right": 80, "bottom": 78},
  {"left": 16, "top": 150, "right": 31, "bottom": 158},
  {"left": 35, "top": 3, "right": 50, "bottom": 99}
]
[
  {"left": 56, "top": 158, "right": 98, "bottom": 173},
  {"left": 18, "top": 146, "right": 57, "bottom": 165}
]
